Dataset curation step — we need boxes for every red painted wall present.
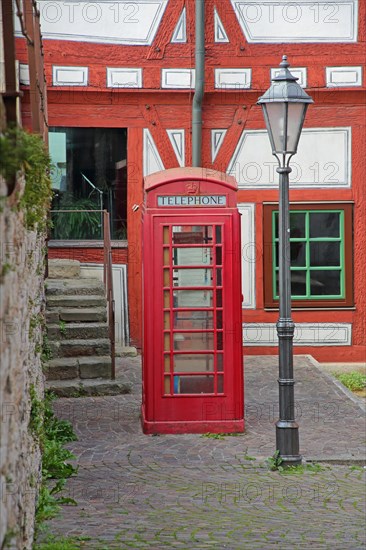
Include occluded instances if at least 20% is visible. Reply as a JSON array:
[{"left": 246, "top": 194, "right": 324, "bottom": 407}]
[{"left": 16, "top": 0, "right": 366, "bottom": 360}]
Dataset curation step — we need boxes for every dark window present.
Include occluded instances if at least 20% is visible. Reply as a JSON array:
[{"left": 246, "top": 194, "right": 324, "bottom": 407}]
[
  {"left": 263, "top": 203, "right": 353, "bottom": 308},
  {"left": 49, "top": 127, "right": 127, "bottom": 240}
]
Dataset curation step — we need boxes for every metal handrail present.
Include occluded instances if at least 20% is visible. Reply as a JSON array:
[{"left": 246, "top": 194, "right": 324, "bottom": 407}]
[
  {"left": 103, "top": 210, "right": 116, "bottom": 380},
  {"left": 49, "top": 208, "right": 116, "bottom": 380}
]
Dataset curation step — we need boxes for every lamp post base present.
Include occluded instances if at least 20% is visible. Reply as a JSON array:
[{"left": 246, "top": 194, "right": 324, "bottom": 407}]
[{"left": 276, "top": 420, "right": 302, "bottom": 465}]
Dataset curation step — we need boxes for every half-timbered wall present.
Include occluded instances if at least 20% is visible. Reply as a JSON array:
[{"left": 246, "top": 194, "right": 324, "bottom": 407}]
[{"left": 16, "top": 0, "right": 366, "bottom": 361}]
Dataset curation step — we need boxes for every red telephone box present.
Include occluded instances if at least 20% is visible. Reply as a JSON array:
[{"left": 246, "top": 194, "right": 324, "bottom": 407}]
[{"left": 142, "top": 168, "right": 244, "bottom": 434}]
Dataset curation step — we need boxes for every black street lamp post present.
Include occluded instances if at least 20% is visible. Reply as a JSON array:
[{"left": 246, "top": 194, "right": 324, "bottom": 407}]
[{"left": 257, "top": 56, "right": 314, "bottom": 465}]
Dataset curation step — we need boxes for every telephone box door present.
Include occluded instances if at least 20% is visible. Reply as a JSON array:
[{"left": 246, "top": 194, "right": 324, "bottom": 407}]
[{"left": 143, "top": 212, "right": 243, "bottom": 433}]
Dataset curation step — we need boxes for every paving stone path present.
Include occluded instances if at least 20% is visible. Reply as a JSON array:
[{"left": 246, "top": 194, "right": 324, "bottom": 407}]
[{"left": 44, "top": 356, "right": 365, "bottom": 549}]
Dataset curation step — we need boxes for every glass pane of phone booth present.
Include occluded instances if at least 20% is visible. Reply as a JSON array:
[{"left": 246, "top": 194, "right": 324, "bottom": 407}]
[{"left": 163, "top": 225, "right": 224, "bottom": 395}]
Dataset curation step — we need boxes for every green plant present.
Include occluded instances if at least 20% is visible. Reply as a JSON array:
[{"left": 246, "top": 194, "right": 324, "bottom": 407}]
[
  {"left": 201, "top": 432, "right": 225, "bottom": 440},
  {"left": 243, "top": 453, "right": 256, "bottom": 461},
  {"left": 334, "top": 371, "right": 366, "bottom": 392},
  {"left": 29, "top": 387, "right": 77, "bottom": 528},
  {"left": 0, "top": 126, "right": 52, "bottom": 232},
  {"left": 2, "top": 528, "right": 17, "bottom": 548},
  {"left": 59, "top": 320, "right": 67, "bottom": 337},
  {"left": 33, "top": 535, "right": 91, "bottom": 549},
  {"left": 29, "top": 313, "right": 44, "bottom": 339},
  {"left": 201, "top": 432, "right": 243, "bottom": 440},
  {"left": 41, "top": 335, "right": 53, "bottom": 363},
  {"left": 51, "top": 193, "right": 102, "bottom": 240},
  {"left": 0, "top": 261, "right": 15, "bottom": 280},
  {"left": 69, "top": 385, "right": 89, "bottom": 398},
  {"left": 279, "top": 462, "right": 325, "bottom": 475},
  {"left": 267, "top": 450, "right": 284, "bottom": 472}
]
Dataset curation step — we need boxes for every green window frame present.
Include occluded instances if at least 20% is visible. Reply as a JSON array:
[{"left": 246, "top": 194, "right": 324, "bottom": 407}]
[{"left": 263, "top": 203, "right": 353, "bottom": 309}]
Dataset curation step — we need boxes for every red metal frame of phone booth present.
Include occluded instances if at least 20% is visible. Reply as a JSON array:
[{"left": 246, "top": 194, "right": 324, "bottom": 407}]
[{"left": 142, "top": 168, "right": 244, "bottom": 434}]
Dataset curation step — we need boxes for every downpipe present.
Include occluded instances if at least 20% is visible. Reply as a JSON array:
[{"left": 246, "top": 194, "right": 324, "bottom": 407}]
[{"left": 192, "top": 0, "right": 204, "bottom": 167}]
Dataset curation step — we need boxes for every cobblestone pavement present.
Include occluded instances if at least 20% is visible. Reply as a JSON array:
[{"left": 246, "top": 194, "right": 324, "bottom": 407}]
[{"left": 45, "top": 356, "right": 366, "bottom": 549}]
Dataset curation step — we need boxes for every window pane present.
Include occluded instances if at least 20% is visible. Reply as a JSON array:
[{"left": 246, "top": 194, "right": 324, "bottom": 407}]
[
  {"left": 216, "top": 310, "right": 223, "bottom": 329},
  {"left": 290, "top": 271, "right": 307, "bottom": 296},
  {"left": 274, "top": 212, "right": 278, "bottom": 239},
  {"left": 173, "top": 248, "right": 213, "bottom": 266},
  {"left": 265, "top": 102, "right": 286, "bottom": 152},
  {"left": 310, "top": 270, "right": 341, "bottom": 296},
  {"left": 173, "top": 354, "right": 214, "bottom": 372},
  {"left": 310, "top": 242, "right": 340, "bottom": 267},
  {"left": 216, "top": 247, "right": 222, "bottom": 265},
  {"left": 163, "top": 226, "right": 170, "bottom": 244},
  {"left": 274, "top": 242, "right": 279, "bottom": 268},
  {"left": 173, "top": 290, "right": 213, "bottom": 308},
  {"left": 291, "top": 242, "right": 306, "bottom": 267},
  {"left": 217, "top": 354, "right": 223, "bottom": 372},
  {"left": 215, "top": 226, "right": 222, "bottom": 244},
  {"left": 173, "top": 226, "right": 213, "bottom": 244},
  {"left": 275, "top": 211, "right": 306, "bottom": 239},
  {"left": 164, "top": 312, "right": 170, "bottom": 329},
  {"left": 217, "top": 332, "right": 224, "bottom": 350},
  {"left": 309, "top": 212, "right": 340, "bottom": 238},
  {"left": 174, "top": 375, "right": 215, "bottom": 394},
  {"left": 164, "top": 333, "right": 170, "bottom": 351},
  {"left": 173, "top": 268, "right": 212, "bottom": 287},
  {"left": 290, "top": 212, "right": 306, "bottom": 238},
  {"left": 216, "top": 268, "right": 222, "bottom": 286},
  {"left": 173, "top": 333, "right": 214, "bottom": 351},
  {"left": 172, "top": 311, "right": 215, "bottom": 329},
  {"left": 50, "top": 127, "right": 127, "bottom": 240}
]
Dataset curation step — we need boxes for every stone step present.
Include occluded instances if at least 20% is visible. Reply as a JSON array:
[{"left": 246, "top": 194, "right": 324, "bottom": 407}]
[
  {"left": 59, "top": 307, "right": 107, "bottom": 323},
  {"left": 45, "top": 357, "right": 79, "bottom": 380},
  {"left": 47, "top": 322, "right": 109, "bottom": 340},
  {"left": 48, "top": 259, "right": 80, "bottom": 279},
  {"left": 116, "top": 346, "right": 138, "bottom": 357},
  {"left": 45, "top": 355, "right": 112, "bottom": 381},
  {"left": 45, "top": 378, "right": 131, "bottom": 397},
  {"left": 49, "top": 338, "right": 111, "bottom": 358},
  {"left": 46, "top": 278, "right": 105, "bottom": 296},
  {"left": 47, "top": 294, "right": 107, "bottom": 308},
  {"left": 78, "top": 356, "right": 112, "bottom": 379}
]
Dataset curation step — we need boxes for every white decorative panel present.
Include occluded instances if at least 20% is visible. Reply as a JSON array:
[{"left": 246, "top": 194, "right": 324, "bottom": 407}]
[
  {"left": 19, "top": 63, "right": 30, "bottom": 85},
  {"left": 80, "top": 264, "right": 129, "bottom": 347},
  {"left": 107, "top": 68, "right": 142, "bottom": 88},
  {"left": 326, "top": 66, "right": 363, "bottom": 87},
  {"left": 161, "top": 69, "right": 195, "bottom": 89},
  {"left": 271, "top": 67, "right": 307, "bottom": 88},
  {"left": 167, "top": 130, "right": 185, "bottom": 167},
  {"left": 238, "top": 204, "right": 256, "bottom": 309},
  {"left": 171, "top": 8, "right": 186, "bottom": 43},
  {"left": 15, "top": 1, "right": 168, "bottom": 45},
  {"left": 230, "top": 0, "right": 358, "bottom": 43},
  {"left": 227, "top": 128, "right": 351, "bottom": 189},
  {"left": 143, "top": 129, "right": 164, "bottom": 177},
  {"left": 243, "top": 323, "right": 352, "bottom": 346},
  {"left": 215, "top": 68, "right": 251, "bottom": 89},
  {"left": 214, "top": 7, "right": 229, "bottom": 42},
  {"left": 211, "top": 129, "right": 227, "bottom": 162},
  {"left": 52, "top": 66, "right": 88, "bottom": 86}
]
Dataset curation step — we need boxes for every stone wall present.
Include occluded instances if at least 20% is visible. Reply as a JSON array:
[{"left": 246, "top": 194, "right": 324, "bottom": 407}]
[{"left": 0, "top": 175, "right": 46, "bottom": 549}]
